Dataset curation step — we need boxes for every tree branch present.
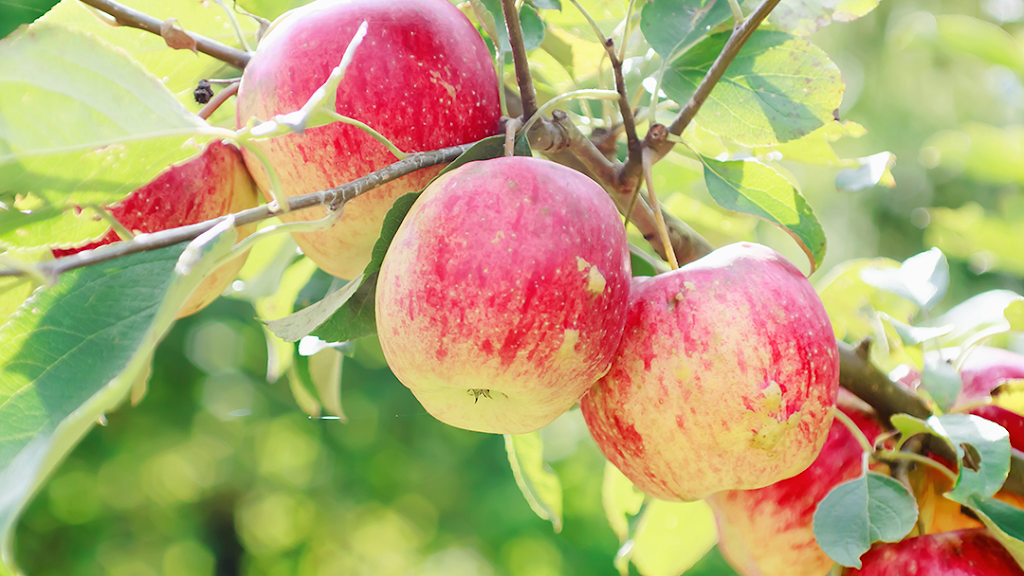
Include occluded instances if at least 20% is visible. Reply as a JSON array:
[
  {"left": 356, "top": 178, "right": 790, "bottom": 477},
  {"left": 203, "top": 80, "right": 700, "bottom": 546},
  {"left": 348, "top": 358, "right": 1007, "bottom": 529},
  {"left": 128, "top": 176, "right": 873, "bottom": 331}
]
[
  {"left": 838, "top": 340, "right": 1024, "bottom": 496},
  {"left": 604, "top": 38, "right": 642, "bottom": 172},
  {"left": 619, "top": 0, "right": 782, "bottom": 187},
  {"left": 0, "top": 143, "right": 473, "bottom": 280},
  {"left": 78, "top": 0, "right": 252, "bottom": 70},
  {"left": 501, "top": 0, "right": 538, "bottom": 121}
]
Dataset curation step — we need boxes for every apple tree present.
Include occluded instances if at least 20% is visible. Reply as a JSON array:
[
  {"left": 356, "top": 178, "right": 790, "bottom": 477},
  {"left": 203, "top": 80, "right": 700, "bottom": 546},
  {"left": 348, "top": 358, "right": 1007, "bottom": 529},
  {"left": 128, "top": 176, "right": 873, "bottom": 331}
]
[{"left": 1, "top": 0, "right": 1024, "bottom": 574}]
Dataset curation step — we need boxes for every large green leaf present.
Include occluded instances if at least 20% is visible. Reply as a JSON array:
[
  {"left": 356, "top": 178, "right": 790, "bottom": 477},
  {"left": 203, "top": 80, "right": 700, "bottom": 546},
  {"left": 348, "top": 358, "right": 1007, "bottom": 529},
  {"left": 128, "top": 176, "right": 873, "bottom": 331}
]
[
  {"left": 602, "top": 462, "right": 645, "bottom": 543},
  {"left": 639, "top": 0, "right": 733, "bottom": 59},
  {"left": 813, "top": 470, "right": 919, "bottom": 568},
  {"left": 39, "top": 0, "right": 255, "bottom": 113},
  {"left": 930, "top": 414, "right": 1011, "bottom": 503},
  {"left": 505, "top": 432, "right": 563, "bottom": 532},
  {"left": 701, "top": 156, "right": 826, "bottom": 272},
  {"left": 967, "top": 496, "right": 1024, "bottom": 566},
  {"left": 859, "top": 248, "right": 949, "bottom": 312},
  {"left": 815, "top": 258, "right": 919, "bottom": 343},
  {"left": 663, "top": 30, "right": 844, "bottom": 146},
  {"left": 0, "top": 23, "right": 214, "bottom": 249},
  {"left": 0, "top": 220, "right": 238, "bottom": 571},
  {"left": 473, "top": 0, "right": 546, "bottom": 52}
]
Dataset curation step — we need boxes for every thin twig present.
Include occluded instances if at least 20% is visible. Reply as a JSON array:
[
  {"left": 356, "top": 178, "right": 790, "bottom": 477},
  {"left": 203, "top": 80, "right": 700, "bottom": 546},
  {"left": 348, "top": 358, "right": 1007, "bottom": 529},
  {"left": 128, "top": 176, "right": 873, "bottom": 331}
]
[
  {"left": 501, "top": 0, "right": 538, "bottom": 120},
  {"left": 0, "top": 143, "right": 474, "bottom": 280},
  {"left": 504, "top": 117, "right": 522, "bottom": 156},
  {"left": 78, "top": 0, "right": 252, "bottom": 70},
  {"left": 833, "top": 408, "right": 874, "bottom": 453},
  {"left": 197, "top": 82, "right": 240, "bottom": 120},
  {"left": 606, "top": 37, "right": 642, "bottom": 172}
]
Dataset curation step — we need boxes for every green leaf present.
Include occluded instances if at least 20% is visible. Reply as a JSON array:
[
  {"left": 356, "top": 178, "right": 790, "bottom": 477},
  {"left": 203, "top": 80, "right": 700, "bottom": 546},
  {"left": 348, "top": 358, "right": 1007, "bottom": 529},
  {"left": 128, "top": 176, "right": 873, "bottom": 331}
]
[
  {"left": 292, "top": 338, "right": 348, "bottom": 420},
  {"left": 859, "top": 248, "right": 949, "bottom": 311},
  {"left": 836, "top": 152, "right": 897, "bottom": 192},
  {"left": 1006, "top": 299, "right": 1024, "bottom": 331},
  {"left": 505, "top": 432, "right": 563, "bottom": 532},
  {"left": 663, "top": 30, "right": 844, "bottom": 146},
  {"left": 754, "top": 120, "right": 867, "bottom": 166},
  {"left": 935, "top": 290, "right": 1023, "bottom": 345},
  {"left": 0, "top": 220, "right": 237, "bottom": 569},
  {"left": 639, "top": 0, "right": 733, "bottom": 59},
  {"left": 815, "top": 258, "right": 919, "bottom": 343},
  {"left": 0, "top": 23, "right": 212, "bottom": 249},
  {"left": 602, "top": 462, "right": 645, "bottom": 543},
  {"left": 39, "top": 0, "right": 256, "bottom": 113},
  {"left": 265, "top": 274, "right": 365, "bottom": 343},
  {"left": 877, "top": 313, "right": 953, "bottom": 346},
  {"left": 966, "top": 496, "right": 1024, "bottom": 567},
  {"left": 630, "top": 499, "right": 718, "bottom": 576},
  {"left": 762, "top": 0, "right": 881, "bottom": 36},
  {"left": 890, "top": 413, "right": 941, "bottom": 450},
  {"left": 701, "top": 156, "right": 826, "bottom": 272},
  {"left": 934, "top": 15, "right": 1024, "bottom": 73},
  {"left": 919, "top": 361, "right": 963, "bottom": 412},
  {"left": 813, "top": 470, "right": 919, "bottom": 568},
  {"left": 930, "top": 414, "right": 1011, "bottom": 503}
]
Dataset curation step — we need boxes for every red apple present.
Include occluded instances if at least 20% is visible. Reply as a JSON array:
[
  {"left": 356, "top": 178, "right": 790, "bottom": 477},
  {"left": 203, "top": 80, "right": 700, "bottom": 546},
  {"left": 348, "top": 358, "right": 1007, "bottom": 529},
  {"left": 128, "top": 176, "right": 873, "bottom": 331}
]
[
  {"left": 580, "top": 242, "right": 839, "bottom": 501},
  {"left": 236, "top": 0, "right": 500, "bottom": 280},
  {"left": 708, "top": 393, "right": 887, "bottom": 576},
  {"left": 375, "top": 157, "right": 631, "bottom": 434},
  {"left": 53, "top": 142, "right": 258, "bottom": 318},
  {"left": 843, "top": 529, "right": 1024, "bottom": 575}
]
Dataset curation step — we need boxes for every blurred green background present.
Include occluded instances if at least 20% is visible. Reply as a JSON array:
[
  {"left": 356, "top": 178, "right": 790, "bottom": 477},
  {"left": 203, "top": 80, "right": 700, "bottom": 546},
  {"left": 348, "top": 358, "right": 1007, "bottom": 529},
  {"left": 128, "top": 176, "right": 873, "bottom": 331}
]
[{"left": 4, "top": 0, "right": 1024, "bottom": 574}]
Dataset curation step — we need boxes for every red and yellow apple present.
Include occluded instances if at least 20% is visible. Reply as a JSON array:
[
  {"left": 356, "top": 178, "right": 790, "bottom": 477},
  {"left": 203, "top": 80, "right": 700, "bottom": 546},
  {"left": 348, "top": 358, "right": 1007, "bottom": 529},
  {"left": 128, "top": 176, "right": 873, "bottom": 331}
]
[
  {"left": 236, "top": 0, "right": 500, "bottom": 279},
  {"left": 580, "top": 242, "right": 839, "bottom": 501},
  {"left": 52, "top": 142, "right": 258, "bottom": 318},
  {"left": 375, "top": 157, "right": 631, "bottom": 434},
  {"left": 708, "top": 393, "right": 887, "bottom": 576},
  {"left": 843, "top": 529, "right": 1024, "bottom": 575}
]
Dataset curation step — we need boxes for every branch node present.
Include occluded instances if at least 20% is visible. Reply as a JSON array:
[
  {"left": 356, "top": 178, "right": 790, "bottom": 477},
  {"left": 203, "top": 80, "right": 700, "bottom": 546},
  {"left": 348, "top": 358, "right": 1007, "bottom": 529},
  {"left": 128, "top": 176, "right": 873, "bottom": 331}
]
[{"left": 855, "top": 337, "right": 873, "bottom": 361}]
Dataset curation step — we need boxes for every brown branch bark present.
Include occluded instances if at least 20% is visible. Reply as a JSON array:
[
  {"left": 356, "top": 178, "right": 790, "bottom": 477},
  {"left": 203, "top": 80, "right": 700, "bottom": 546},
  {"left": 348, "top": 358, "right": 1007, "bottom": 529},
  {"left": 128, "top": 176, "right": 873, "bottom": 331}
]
[
  {"left": 0, "top": 143, "right": 473, "bottom": 280},
  {"left": 78, "top": 0, "right": 252, "bottom": 70},
  {"left": 603, "top": 38, "right": 642, "bottom": 170},
  {"left": 500, "top": 0, "right": 538, "bottom": 121}
]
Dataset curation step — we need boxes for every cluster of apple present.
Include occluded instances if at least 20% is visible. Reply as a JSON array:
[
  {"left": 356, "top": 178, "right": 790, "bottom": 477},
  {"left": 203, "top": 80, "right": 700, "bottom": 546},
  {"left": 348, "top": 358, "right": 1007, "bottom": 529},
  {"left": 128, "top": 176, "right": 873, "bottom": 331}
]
[{"left": 54, "top": 0, "right": 1024, "bottom": 572}]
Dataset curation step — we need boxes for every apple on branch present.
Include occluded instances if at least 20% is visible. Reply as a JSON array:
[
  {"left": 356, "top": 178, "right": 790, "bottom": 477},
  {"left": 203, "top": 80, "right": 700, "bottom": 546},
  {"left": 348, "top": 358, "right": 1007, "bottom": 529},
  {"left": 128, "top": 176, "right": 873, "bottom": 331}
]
[
  {"left": 236, "top": 0, "right": 501, "bottom": 280},
  {"left": 52, "top": 142, "right": 258, "bottom": 318},
  {"left": 375, "top": 156, "right": 631, "bottom": 435},
  {"left": 581, "top": 242, "right": 840, "bottom": 501}
]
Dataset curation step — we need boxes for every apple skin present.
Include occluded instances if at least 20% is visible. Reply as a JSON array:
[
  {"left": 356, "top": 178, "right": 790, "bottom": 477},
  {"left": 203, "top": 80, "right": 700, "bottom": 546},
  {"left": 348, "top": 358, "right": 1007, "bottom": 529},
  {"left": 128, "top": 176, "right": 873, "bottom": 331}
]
[
  {"left": 580, "top": 242, "right": 839, "bottom": 501},
  {"left": 375, "top": 157, "right": 631, "bottom": 434},
  {"left": 842, "top": 529, "right": 1024, "bottom": 575},
  {"left": 236, "top": 0, "right": 500, "bottom": 280},
  {"left": 52, "top": 142, "right": 258, "bottom": 318},
  {"left": 708, "top": 393, "right": 887, "bottom": 576}
]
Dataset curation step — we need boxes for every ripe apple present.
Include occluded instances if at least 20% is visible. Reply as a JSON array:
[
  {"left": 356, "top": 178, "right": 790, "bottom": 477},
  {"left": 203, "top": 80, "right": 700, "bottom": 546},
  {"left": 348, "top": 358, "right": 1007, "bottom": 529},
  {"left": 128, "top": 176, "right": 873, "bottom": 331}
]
[
  {"left": 375, "top": 156, "right": 631, "bottom": 434},
  {"left": 708, "top": 393, "right": 887, "bottom": 576},
  {"left": 580, "top": 242, "right": 839, "bottom": 501},
  {"left": 52, "top": 142, "right": 258, "bottom": 318},
  {"left": 236, "top": 0, "right": 501, "bottom": 280},
  {"left": 843, "top": 529, "right": 1024, "bottom": 575}
]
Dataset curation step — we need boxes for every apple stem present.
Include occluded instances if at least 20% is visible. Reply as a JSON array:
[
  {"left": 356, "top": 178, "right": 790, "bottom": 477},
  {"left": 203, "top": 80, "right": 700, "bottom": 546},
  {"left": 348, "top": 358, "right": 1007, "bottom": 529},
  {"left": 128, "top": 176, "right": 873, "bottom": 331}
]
[
  {"left": 642, "top": 148, "right": 678, "bottom": 270},
  {"left": 89, "top": 204, "right": 135, "bottom": 242},
  {"left": 832, "top": 407, "right": 875, "bottom": 454},
  {"left": 728, "top": 0, "right": 746, "bottom": 25},
  {"left": 78, "top": 0, "right": 252, "bottom": 70},
  {"left": 504, "top": 118, "right": 522, "bottom": 157},
  {"left": 197, "top": 81, "right": 240, "bottom": 121},
  {"left": 501, "top": 0, "right": 538, "bottom": 121}
]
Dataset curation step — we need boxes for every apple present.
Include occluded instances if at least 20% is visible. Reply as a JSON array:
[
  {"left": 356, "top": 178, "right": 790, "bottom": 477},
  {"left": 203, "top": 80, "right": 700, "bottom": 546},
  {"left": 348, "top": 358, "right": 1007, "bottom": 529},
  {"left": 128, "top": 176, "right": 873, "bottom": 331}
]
[
  {"left": 708, "top": 393, "right": 887, "bottom": 576},
  {"left": 580, "top": 242, "right": 839, "bottom": 501},
  {"left": 52, "top": 142, "right": 258, "bottom": 318},
  {"left": 236, "top": 0, "right": 501, "bottom": 280},
  {"left": 843, "top": 529, "right": 1024, "bottom": 575},
  {"left": 375, "top": 156, "right": 631, "bottom": 434}
]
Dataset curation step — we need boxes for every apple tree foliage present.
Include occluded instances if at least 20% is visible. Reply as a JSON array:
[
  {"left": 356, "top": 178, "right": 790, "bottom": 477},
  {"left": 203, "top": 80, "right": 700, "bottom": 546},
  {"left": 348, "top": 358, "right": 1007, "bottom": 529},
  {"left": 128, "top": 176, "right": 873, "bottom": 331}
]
[{"left": 1, "top": 0, "right": 1024, "bottom": 574}]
